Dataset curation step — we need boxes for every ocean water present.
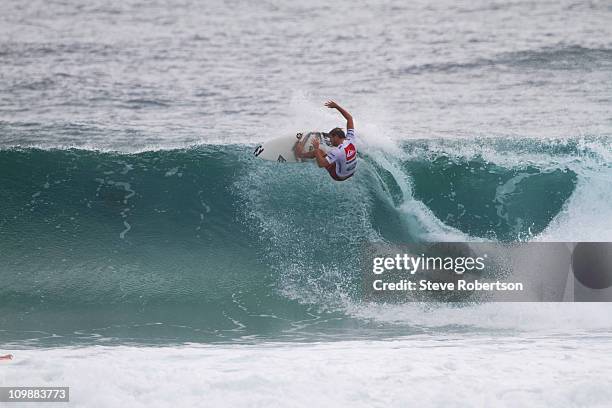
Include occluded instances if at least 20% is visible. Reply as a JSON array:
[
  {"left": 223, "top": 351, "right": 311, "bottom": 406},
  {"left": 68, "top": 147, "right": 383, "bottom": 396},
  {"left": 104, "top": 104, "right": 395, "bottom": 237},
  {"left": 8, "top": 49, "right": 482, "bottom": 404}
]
[{"left": 1, "top": 0, "right": 612, "bottom": 406}]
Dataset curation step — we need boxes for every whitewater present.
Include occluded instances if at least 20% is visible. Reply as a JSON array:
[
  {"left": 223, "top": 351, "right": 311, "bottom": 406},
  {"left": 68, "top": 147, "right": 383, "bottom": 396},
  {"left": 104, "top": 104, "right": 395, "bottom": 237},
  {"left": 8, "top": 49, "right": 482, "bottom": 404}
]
[{"left": 1, "top": 0, "right": 612, "bottom": 406}]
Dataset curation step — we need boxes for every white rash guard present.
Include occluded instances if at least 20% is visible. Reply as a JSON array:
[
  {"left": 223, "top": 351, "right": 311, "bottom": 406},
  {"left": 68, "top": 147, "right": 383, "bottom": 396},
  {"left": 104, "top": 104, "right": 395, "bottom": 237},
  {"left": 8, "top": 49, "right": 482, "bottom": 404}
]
[{"left": 325, "top": 129, "right": 357, "bottom": 179}]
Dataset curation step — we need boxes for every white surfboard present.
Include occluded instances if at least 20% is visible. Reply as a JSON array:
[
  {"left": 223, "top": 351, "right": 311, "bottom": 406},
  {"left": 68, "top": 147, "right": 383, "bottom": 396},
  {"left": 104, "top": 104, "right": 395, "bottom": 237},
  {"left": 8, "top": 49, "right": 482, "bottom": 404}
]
[{"left": 253, "top": 132, "right": 331, "bottom": 163}]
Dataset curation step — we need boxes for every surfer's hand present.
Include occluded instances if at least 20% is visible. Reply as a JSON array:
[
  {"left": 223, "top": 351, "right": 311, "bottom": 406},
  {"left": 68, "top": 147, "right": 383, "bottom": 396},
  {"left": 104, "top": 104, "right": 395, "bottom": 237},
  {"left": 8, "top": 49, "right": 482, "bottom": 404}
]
[
  {"left": 325, "top": 100, "right": 339, "bottom": 109},
  {"left": 312, "top": 138, "right": 320, "bottom": 149}
]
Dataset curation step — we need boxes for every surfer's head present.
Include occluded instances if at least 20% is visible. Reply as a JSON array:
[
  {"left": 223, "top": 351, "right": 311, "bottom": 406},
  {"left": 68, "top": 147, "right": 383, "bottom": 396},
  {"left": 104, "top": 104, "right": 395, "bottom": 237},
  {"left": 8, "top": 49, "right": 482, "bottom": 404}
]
[{"left": 328, "top": 127, "right": 345, "bottom": 146}]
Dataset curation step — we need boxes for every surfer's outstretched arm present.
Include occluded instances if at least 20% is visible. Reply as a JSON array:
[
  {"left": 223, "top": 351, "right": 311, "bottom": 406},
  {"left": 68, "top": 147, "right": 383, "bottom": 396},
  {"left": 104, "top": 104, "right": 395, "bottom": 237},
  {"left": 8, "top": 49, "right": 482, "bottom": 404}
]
[{"left": 325, "top": 100, "right": 354, "bottom": 130}]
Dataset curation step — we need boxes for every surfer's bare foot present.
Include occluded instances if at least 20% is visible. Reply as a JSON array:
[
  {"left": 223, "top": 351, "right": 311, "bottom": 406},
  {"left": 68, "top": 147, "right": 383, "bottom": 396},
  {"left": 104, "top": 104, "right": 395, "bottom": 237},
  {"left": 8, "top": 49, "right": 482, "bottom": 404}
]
[{"left": 0, "top": 354, "right": 13, "bottom": 360}]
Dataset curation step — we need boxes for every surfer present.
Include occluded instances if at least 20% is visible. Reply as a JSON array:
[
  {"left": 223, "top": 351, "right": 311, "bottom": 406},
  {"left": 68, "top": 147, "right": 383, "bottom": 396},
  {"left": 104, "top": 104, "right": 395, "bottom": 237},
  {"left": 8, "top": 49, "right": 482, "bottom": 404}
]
[{"left": 295, "top": 101, "right": 357, "bottom": 181}]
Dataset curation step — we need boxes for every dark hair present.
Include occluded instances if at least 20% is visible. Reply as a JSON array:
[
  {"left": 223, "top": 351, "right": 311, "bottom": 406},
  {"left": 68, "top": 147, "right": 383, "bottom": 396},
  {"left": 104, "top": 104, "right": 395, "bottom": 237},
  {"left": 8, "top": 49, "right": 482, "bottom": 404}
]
[{"left": 328, "top": 127, "right": 346, "bottom": 138}]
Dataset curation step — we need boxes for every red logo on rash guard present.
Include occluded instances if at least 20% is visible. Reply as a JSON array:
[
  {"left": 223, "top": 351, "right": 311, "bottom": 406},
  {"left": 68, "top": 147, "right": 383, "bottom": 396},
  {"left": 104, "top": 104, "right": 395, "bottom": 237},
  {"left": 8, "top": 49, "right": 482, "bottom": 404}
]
[{"left": 344, "top": 143, "right": 356, "bottom": 160}]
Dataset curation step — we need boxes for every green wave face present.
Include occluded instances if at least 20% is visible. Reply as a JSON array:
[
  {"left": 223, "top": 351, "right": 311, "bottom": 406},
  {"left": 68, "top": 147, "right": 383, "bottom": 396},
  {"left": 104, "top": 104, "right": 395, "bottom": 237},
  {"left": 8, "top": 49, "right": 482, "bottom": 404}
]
[
  {"left": 0, "top": 138, "right": 604, "bottom": 345},
  {"left": 406, "top": 156, "right": 577, "bottom": 240}
]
